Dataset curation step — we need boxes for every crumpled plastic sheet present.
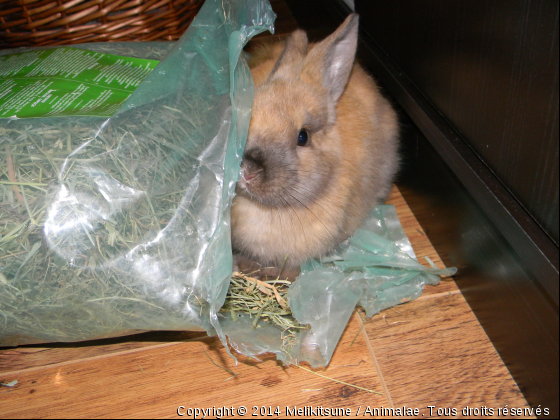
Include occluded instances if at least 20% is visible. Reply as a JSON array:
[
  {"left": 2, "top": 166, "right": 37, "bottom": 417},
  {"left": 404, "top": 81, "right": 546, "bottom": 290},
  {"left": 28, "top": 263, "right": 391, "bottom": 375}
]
[
  {"left": 222, "top": 205, "right": 456, "bottom": 367},
  {"left": 0, "top": 0, "right": 456, "bottom": 369}
]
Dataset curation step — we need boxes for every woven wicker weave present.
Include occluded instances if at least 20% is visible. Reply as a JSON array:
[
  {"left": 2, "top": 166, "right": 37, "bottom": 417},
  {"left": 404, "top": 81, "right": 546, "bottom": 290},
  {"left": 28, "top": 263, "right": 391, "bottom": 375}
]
[{"left": 0, "top": 0, "right": 204, "bottom": 49}]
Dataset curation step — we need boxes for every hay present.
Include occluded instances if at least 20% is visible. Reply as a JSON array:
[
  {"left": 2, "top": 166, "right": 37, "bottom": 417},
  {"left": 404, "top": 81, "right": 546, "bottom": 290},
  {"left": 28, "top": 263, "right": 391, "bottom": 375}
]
[
  {"left": 0, "top": 95, "right": 216, "bottom": 343},
  {"left": 221, "top": 271, "right": 307, "bottom": 352}
]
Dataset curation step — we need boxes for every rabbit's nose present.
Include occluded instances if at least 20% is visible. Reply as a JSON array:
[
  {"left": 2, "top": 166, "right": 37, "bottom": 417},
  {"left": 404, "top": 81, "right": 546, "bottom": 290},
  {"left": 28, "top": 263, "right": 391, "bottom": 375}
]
[
  {"left": 240, "top": 150, "right": 264, "bottom": 185},
  {"left": 241, "top": 164, "right": 263, "bottom": 183},
  {"left": 241, "top": 147, "right": 266, "bottom": 182},
  {"left": 244, "top": 171, "right": 258, "bottom": 181},
  {"left": 243, "top": 147, "right": 265, "bottom": 166}
]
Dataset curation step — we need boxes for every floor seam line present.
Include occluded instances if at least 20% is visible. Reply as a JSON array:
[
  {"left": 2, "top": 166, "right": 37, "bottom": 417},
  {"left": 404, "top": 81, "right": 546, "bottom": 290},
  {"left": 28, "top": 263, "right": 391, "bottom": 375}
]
[{"left": 357, "top": 311, "right": 395, "bottom": 410}]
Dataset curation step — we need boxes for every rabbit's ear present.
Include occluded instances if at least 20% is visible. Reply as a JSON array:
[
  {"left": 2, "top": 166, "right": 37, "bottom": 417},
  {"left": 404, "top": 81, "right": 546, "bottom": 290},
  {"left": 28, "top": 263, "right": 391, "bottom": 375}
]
[
  {"left": 268, "top": 30, "right": 308, "bottom": 81},
  {"left": 305, "top": 14, "right": 359, "bottom": 104}
]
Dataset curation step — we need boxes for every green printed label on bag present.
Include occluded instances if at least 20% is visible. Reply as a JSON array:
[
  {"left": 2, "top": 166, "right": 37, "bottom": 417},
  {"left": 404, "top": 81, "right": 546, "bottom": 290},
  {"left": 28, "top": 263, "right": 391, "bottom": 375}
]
[{"left": 0, "top": 47, "right": 160, "bottom": 119}]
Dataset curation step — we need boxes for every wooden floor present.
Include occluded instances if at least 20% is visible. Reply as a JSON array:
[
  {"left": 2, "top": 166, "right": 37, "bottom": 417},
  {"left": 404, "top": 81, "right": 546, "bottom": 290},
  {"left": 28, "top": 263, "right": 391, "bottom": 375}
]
[{"left": 0, "top": 186, "right": 531, "bottom": 419}]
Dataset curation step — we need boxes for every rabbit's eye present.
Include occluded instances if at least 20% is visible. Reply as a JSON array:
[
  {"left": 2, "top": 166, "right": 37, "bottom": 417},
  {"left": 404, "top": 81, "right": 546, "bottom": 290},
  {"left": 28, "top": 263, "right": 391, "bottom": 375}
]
[{"left": 297, "top": 129, "right": 309, "bottom": 146}]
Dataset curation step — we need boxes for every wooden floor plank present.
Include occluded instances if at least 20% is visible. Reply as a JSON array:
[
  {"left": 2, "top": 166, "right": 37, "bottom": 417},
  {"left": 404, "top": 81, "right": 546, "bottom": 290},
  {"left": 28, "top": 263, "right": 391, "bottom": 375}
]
[
  {"left": 0, "top": 332, "right": 207, "bottom": 375},
  {"left": 1, "top": 315, "right": 388, "bottom": 419},
  {"left": 378, "top": 187, "right": 531, "bottom": 418},
  {"left": 386, "top": 186, "right": 460, "bottom": 297},
  {"left": 361, "top": 294, "right": 531, "bottom": 419}
]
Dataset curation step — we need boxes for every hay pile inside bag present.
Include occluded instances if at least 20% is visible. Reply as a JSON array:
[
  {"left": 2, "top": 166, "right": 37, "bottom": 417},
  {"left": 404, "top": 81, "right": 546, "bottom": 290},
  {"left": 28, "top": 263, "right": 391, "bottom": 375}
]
[{"left": 0, "top": 0, "right": 454, "bottom": 367}]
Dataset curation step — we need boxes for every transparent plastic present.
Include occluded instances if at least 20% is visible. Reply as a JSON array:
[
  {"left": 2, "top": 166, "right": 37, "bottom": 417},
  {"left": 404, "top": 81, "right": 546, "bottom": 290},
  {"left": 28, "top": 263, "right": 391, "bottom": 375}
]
[
  {"left": 222, "top": 205, "right": 456, "bottom": 367},
  {"left": 0, "top": 0, "right": 276, "bottom": 346},
  {"left": 0, "top": 0, "right": 455, "bottom": 369}
]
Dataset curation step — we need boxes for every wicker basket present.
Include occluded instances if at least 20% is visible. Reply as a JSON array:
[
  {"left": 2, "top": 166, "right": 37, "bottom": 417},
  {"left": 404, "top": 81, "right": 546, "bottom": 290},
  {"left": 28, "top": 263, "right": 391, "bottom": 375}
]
[{"left": 0, "top": 0, "right": 204, "bottom": 49}]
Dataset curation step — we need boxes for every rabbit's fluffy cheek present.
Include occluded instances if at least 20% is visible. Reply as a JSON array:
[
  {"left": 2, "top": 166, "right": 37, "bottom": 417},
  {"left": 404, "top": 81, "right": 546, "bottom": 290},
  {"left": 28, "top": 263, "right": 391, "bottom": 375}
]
[{"left": 236, "top": 142, "right": 333, "bottom": 209}]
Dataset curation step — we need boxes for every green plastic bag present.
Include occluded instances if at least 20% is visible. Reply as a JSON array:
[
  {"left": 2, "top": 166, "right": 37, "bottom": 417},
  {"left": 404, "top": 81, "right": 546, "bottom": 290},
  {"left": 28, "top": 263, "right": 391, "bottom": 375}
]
[
  {"left": 0, "top": 46, "right": 161, "bottom": 119},
  {"left": 222, "top": 205, "right": 455, "bottom": 366},
  {"left": 0, "top": 0, "right": 275, "bottom": 346},
  {"left": 0, "top": 0, "right": 454, "bottom": 368}
]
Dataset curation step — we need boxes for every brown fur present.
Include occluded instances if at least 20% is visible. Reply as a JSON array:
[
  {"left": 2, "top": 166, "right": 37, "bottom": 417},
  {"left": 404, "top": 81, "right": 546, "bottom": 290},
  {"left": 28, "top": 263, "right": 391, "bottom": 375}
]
[{"left": 231, "top": 15, "right": 399, "bottom": 280}]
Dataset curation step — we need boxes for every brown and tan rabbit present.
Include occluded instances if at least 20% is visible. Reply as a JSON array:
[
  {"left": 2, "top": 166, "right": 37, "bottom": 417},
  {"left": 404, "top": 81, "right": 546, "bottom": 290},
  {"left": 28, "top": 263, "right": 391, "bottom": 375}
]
[{"left": 231, "top": 14, "right": 399, "bottom": 281}]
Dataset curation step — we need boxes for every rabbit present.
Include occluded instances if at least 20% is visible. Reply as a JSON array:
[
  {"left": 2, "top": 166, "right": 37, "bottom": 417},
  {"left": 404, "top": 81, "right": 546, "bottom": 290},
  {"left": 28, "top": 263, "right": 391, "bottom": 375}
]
[{"left": 231, "top": 14, "right": 399, "bottom": 281}]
